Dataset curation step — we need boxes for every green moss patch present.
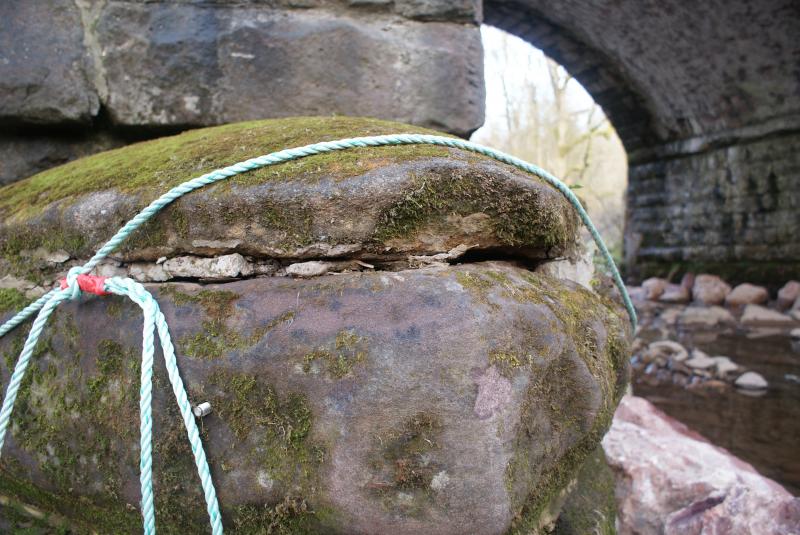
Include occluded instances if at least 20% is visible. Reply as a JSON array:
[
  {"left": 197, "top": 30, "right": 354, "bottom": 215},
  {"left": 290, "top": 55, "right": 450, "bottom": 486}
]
[
  {"left": 374, "top": 168, "right": 576, "bottom": 250},
  {"left": 302, "top": 329, "right": 368, "bottom": 379},
  {"left": 208, "top": 371, "right": 326, "bottom": 496},
  {"left": 0, "top": 328, "right": 145, "bottom": 533},
  {"left": 160, "top": 287, "right": 294, "bottom": 360},
  {"left": 0, "top": 116, "right": 453, "bottom": 222},
  {"left": 0, "top": 289, "right": 30, "bottom": 315},
  {"left": 553, "top": 446, "right": 616, "bottom": 535}
]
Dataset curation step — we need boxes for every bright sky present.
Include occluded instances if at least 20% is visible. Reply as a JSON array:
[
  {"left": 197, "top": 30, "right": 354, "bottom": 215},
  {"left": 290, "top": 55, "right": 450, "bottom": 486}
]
[{"left": 472, "top": 25, "right": 601, "bottom": 140}]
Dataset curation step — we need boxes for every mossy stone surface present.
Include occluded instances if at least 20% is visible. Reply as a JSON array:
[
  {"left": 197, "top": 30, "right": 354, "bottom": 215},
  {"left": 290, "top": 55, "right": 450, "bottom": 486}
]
[
  {"left": 0, "top": 263, "right": 628, "bottom": 534},
  {"left": 0, "top": 116, "right": 579, "bottom": 284}
]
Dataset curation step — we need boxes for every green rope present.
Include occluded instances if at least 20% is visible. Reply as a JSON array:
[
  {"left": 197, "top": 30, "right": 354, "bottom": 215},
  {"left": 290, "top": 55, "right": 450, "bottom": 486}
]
[{"left": 0, "top": 133, "right": 636, "bottom": 535}]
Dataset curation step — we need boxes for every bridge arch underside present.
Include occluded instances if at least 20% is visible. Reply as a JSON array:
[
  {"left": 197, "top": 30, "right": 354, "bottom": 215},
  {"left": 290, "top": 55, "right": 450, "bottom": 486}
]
[{"left": 485, "top": 0, "right": 800, "bottom": 285}]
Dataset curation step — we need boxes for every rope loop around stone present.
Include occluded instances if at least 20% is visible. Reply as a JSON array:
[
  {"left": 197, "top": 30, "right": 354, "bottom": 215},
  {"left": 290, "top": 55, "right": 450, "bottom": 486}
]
[{"left": 0, "top": 133, "right": 637, "bottom": 535}]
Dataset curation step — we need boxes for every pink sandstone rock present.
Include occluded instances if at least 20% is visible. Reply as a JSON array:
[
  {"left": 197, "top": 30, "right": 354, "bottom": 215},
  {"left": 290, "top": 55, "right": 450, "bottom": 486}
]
[
  {"left": 692, "top": 274, "right": 732, "bottom": 306},
  {"left": 778, "top": 281, "right": 800, "bottom": 310},
  {"left": 725, "top": 283, "right": 769, "bottom": 307},
  {"left": 642, "top": 277, "right": 668, "bottom": 300},
  {"left": 603, "top": 395, "right": 800, "bottom": 535}
]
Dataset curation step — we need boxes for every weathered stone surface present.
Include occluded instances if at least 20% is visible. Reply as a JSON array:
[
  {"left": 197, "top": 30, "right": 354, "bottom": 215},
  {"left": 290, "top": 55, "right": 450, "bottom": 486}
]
[
  {"left": 0, "top": 0, "right": 99, "bottom": 125},
  {"left": 162, "top": 253, "right": 254, "bottom": 280},
  {"left": 658, "top": 283, "right": 690, "bottom": 304},
  {"left": 677, "top": 305, "right": 735, "bottom": 328},
  {"left": 740, "top": 304, "right": 796, "bottom": 328},
  {"left": 691, "top": 274, "right": 731, "bottom": 306},
  {"left": 553, "top": 445, "right": 617, "bottom": 535},
  {"left": 94, "top": 4, "right": 483, "bottom": 136},
  {"left": 0, "top": 117, "right": 580, "bottom": 288},
  {"left": 778, "top": 280, "right": 800, "bottom": 310},
  {"left": 0, "top": 133, "right": 126, "bottom": 186},
  {"left": 642, "top": 277, "right": 667, "bottom": 300},
  {"left": 603, "top": 395, "right": 800, "bottom": 535},
  {"left": 726, "top": 283, "right": 769, "bottom": 307},
  {"left": 0, "top": 264, "right": 630, "bottom": 534},
  {"left": 286, "top": 261, "right": 333, "bottom": 278},
  {"left": 734, "top": 371, "right": 768, "bottom": 391},
  {"left": 393, "top": 0, "right": 481, "bottom": 21},
  {"left": 626, "top": 132, "right": 800, "bottom": 284}
]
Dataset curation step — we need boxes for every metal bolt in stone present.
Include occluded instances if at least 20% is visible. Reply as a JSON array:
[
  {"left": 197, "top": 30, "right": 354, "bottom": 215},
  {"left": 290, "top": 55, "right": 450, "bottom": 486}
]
[{"left": 193, "top": 402, "right": 212, "bottom": 418}]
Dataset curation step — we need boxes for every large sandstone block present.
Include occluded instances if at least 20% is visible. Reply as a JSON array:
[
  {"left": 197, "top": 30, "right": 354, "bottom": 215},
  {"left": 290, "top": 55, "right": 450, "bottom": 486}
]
[
  {"left": 94, "top": 4, "right": 483, "bottom": 136},
  {"left": 0, "top": 117, "right": 630, "bottom": 533},
  {"left": 0, "top": 0, "right": 100, "bottom": 125},
  {"left": 0, "top": 117, "right": 579, "bottom": 287}
]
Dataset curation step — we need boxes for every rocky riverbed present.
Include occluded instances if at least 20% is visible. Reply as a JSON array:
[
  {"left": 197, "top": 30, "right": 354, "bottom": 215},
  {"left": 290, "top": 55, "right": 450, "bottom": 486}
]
[{"left": 627, "top": 275, "right": 800, "bottom": 495}]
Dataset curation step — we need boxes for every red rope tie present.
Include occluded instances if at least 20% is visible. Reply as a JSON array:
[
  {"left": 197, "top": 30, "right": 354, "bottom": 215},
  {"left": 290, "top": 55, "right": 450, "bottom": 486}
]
[{"left": 60, "top": 274, "right": 109, "bottom": 296}]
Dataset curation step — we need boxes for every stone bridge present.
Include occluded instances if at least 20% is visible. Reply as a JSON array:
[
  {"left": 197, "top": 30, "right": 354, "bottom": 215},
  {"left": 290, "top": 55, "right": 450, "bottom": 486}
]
[{"left": 1, "top": 0, "right": 797, "bottom": 283}]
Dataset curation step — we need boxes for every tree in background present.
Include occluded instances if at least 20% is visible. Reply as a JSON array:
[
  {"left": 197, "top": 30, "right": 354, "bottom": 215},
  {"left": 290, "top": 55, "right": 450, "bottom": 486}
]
[{"left": 472, "top": 26, "right": 627, "bottom": 263}]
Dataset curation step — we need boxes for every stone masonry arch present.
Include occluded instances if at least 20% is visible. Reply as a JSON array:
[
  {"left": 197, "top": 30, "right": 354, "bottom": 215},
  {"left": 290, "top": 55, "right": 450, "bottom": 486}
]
[{"left": 485, "top": 0, "right": 800, "bottom": 284}]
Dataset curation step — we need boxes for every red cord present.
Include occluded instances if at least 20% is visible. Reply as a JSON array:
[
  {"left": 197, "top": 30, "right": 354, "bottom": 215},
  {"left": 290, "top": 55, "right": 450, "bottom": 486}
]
[{"left": 60, "top": 274, "right": 109, "bottom": 296}]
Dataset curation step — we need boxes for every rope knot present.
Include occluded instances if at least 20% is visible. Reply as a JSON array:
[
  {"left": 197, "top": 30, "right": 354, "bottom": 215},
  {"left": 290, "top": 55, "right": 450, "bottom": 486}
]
[{"left": 60, "top": 271, "right": 108, "bottom": 299}]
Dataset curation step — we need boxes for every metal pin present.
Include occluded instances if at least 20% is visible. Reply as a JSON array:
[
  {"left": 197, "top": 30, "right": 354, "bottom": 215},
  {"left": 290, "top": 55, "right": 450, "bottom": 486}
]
[{"left": 193, "top": 402, "right": 212, "bottom": 418}]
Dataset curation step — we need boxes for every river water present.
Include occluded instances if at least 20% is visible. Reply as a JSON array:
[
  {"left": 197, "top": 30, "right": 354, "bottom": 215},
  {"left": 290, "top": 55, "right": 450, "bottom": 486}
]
[{"left": 632, "top": 313, "right": 800, "bottom": 495}]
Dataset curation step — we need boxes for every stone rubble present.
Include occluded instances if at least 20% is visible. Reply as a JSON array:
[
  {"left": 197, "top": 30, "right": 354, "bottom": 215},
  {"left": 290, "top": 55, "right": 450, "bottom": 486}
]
[
  {"left": 286, "top": 261, "right": 333, "bottom": 278},
  {"left": 627, "top": 273, "right": 799, "bottom": 334},
  {"left": 631, "top": 339, "right": 767, "bottom": 392}
]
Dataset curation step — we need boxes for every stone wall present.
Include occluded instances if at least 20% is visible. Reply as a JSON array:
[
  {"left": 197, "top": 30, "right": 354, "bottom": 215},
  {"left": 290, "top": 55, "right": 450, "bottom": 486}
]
[
  {"left": 486, "top": 0, "right": 800, "bottom": 283},
  {"left": 0, "top": 0, "right": 484, "bottom": 185},
  {"left": 626, "top": 132, "right": 800, "bottom": 285}
]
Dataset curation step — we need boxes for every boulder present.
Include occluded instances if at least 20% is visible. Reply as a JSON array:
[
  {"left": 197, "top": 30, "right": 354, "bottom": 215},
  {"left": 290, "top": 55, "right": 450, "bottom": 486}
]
[
  {"left": 685, "top": 349, "right": 715, "bottom": 370},
  {"left": 677, "top": 305, "right": 735, "bottom": 328},
  {"left": 642, "top": 277, "right": 667, "bottom": 300},
  {"left": 642, "top": 340, "right": 688, "bottom": 364},
  {"left": 0, "top": 118, "right": 630, "bottom": 534},
  {"left": 691, "top": 274, "right": 731, "bottom": 306},
  {"left": 777, "top": 280, "right": 800, "bottom": 310},
  {"left": 711, "top": 356, "right": 739, "bottom": 379},
  {"left": 740, "top": 304, "right": 796, "bottom": 328},
  {"left": 658, "top": 283, "right": 690, "bottom": 304},
  {"left": 603, "top": 396, "right": 800, "bottom": 535},
  {"left": 735, "top": 371, "right": 768, "bottom": 390},
  {"left": 725, "top": 283, "right": 769, "bottom": 307},
  {"left": 553, "top": 446, "right": 617, "bottom": 535}
]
